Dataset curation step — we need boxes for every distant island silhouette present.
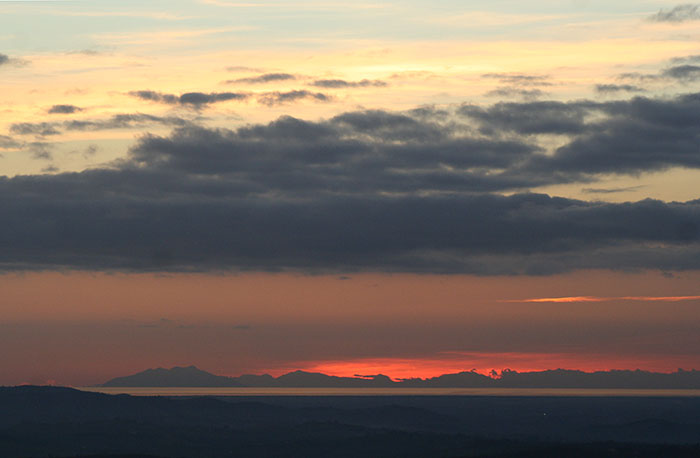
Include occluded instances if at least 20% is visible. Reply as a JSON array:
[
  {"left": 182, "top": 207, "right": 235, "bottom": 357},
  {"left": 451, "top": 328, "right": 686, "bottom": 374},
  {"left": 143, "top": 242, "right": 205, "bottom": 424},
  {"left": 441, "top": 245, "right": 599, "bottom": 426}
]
[{"left": 100, "top": 366, "right": 700, "bottom": 389}]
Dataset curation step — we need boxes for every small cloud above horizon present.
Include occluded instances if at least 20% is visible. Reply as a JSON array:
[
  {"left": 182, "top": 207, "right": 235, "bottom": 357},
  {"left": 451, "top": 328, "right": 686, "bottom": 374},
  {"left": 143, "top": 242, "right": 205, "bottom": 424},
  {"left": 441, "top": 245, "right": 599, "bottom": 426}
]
[{"left": 649, "top": 4, "right": 700, "bottom": 23}]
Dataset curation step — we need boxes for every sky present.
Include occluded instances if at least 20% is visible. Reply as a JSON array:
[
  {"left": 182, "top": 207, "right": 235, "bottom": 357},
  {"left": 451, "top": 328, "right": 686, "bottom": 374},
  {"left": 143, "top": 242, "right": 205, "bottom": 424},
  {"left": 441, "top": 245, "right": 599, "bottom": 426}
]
[{"left": 1, "top": 0, "right": 699, "bottom": 386}]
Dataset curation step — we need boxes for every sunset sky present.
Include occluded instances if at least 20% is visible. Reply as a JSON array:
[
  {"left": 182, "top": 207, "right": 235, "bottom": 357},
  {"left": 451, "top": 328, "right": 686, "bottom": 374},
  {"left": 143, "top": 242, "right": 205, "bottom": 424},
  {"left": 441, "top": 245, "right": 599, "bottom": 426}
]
[{"left": 1, "top": 0, "right": 700, "bottom": 386}]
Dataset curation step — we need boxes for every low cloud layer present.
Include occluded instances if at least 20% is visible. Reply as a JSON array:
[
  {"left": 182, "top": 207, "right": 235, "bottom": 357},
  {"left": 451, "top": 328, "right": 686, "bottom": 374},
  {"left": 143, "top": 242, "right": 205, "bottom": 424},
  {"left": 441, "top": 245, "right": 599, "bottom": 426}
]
[
  {"left": 0, "top": 177, "right": 698, "bottom": 274},
  {"left": 2, "top": 93, "right": 700, "bottom": 274}
]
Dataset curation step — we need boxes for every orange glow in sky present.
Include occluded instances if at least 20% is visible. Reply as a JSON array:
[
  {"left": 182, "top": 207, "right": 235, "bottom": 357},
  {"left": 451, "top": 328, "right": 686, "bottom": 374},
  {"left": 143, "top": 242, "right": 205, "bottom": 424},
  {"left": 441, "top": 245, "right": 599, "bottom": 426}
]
[{"left": 289, "top": 352, "right": 700, "bottom": 381}]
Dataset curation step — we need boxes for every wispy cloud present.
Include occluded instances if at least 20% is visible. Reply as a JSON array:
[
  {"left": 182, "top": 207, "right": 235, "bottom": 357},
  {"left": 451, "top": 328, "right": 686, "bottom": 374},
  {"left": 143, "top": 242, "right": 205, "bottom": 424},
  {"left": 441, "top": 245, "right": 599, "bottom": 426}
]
[
  {"left": 581, "top": 185, "right": 645, "bottom": 194},
  {"left": 50, "top": 10, "right": 194, "bottom": 20},
  {"left": 199, "top": 0, "right": 387, "bottom": 10},
  {"left": 94, "top": 26, "right": 255, "bottom": 46},
  {"left": 228, "top": 73, "right": 296, "bottom": 84},
  {"left": 662, "top": 64, "right": 700, "bottom": 81},
  {"left": 482, "top": 73, "right": 551, "bottom": 87},
  {"left": 257, "top": 90, "right": 332, "bottom": 105},
  {"left": 485, "top": 87, "right": 545, "bottom": 100},
  {"left": 310, "top": 78, "right": 387, "bottom": 88},
  {"left": 594, "top": 84, "right": 645, "bottom": 94}
]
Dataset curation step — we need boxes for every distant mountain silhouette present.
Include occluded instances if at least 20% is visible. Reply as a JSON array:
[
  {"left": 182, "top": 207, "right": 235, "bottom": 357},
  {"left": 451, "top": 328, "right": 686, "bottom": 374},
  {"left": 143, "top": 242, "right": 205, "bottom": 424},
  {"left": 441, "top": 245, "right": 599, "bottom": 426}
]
[
  {"left": 102, "top": 365, "right": 242, "bottom": 387},
  {"left": 400, "top": 370, "right": 494, "bottom": 388},
  {"left": 103, "top": 367, "right": 397, "bottom": 388},
  {"left": 275, "top": 370, "right": 396, "bottom": 387},
  {"left": 101, "top": 366, "right": 700, "bottom": 388}
]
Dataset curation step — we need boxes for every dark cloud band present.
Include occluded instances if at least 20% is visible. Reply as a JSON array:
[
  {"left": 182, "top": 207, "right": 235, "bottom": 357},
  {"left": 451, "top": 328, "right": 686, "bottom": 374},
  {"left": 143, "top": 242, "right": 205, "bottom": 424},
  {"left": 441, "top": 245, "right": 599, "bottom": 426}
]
[
  {"left": 1, "top": 173, "right": 698, "bottom": 274},
  {"left": 4, "top": 93, "right": 700, "bottom": 274}
]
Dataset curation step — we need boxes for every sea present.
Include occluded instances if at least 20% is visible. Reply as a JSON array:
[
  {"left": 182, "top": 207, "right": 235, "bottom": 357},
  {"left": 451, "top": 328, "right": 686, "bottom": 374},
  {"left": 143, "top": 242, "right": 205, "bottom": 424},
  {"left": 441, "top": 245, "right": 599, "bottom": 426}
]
[{"left": 78, "top": 387, "right": 700, "bottom": 397}]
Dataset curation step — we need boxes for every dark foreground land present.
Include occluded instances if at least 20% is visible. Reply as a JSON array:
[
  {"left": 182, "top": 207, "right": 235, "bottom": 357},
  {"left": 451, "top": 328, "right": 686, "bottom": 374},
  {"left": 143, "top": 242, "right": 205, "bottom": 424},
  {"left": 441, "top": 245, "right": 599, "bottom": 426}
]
[{"left": 1, "top": 386, "right": 699, "bottom": 458}]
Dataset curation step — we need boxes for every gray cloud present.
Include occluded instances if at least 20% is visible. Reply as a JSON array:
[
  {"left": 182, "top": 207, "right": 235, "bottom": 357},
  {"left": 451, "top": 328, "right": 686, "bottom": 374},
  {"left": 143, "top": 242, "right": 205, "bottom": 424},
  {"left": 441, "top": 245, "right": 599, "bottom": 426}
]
[
  {"left": 10, "top": 113, "right": 194, "bottom": 138},
  {"left": 0, "top": 135, "right": 21, "bottom": 149},
  {"left": 4, "top": 96, "right": 700, "bottom": 274},
  {"left": 617, "top": 57, "right": 700, "bottom": 83},
  {"left": 459, "top": 101, "right": 590, "bottom": 135},
  {"left": 595, "top": 84, "right": 645, "bottom": 94},
  {"left": 130, "top": 89, "right": 332, "bottom": 107},
  {"left": 662, "top": 64, "right": 700, "bottom": 81},
  {"left": 483, "top": 73, "right": 551, "bottom": 100},
  {"left": 229, "top": 73, "right": 296, "bottom": 84},
  {"left": 649, "top": 4, "right": 700, "bottom": 22},
  {"left": 125, "top": 112, "right": 541, "bottom": 195},
  {"left": 226, "top": 66, "right": 265, "bottom": 72},
  {"left": 82, "top": 144, "right": 99, "bottom": 157},
  {"left": 0, "top": 53, "right": 28, "bottom": 67},
  {"left": 617, "top": 72, "right": 661, "bottom": 82},
  {"left": 48, "top": 104, "right": 82, "bottom": 114},
  {"left": 482, "top": 73, "right": 551, "bottom": 87},
  {"left": 10, "top": 122, "right": 61, "bottom": 137},
  {"left": 534, "top": 93, "right": 700, "bottom": 174},
  {"left": 41, "top": 164, "right": 60, "bottom": 173},
  {"left": 26, "top": 142, "right": 53, "bottom": 160},
  {"left": 310, "top": 79, "right": 388, "bottom": 88},
  {"left": 257, "top": 90, "right": 332, "bottom": 105},
  {"left": 461, "top": 93, "right": 700, "bottom": 175},
  {"left": 129, "top": 90, "right": 250, "bottom": 108},
  {"left": 485, "top": 87, "right": 546, "bottom": 100},
  {"left": 62, "top": 113, "right": 193, "bottom": 131},
  {"left": 68, "top": 49, "right": 102, "bottom": 56},
  {"left": 671, "top": 55, "right": 700, "bottom": 64}
]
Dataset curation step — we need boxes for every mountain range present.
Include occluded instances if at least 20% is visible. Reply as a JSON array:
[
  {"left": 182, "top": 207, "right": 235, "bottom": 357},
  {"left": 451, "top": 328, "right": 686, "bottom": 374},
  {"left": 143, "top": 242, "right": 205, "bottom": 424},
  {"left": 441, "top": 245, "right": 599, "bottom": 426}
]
[{"left": 100, "top": 366, "right": 700, "bottom": 389}]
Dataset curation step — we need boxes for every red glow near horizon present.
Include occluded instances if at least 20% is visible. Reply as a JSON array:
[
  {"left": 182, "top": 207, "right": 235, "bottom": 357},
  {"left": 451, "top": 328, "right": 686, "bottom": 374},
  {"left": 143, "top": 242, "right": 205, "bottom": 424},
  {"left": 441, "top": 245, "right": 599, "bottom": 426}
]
[
  {"left": 510, "top": 295, "right": 700, "bottom": 303},
  {"left": 269, "top": 352, "right": 700, "bottom": 381}
]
